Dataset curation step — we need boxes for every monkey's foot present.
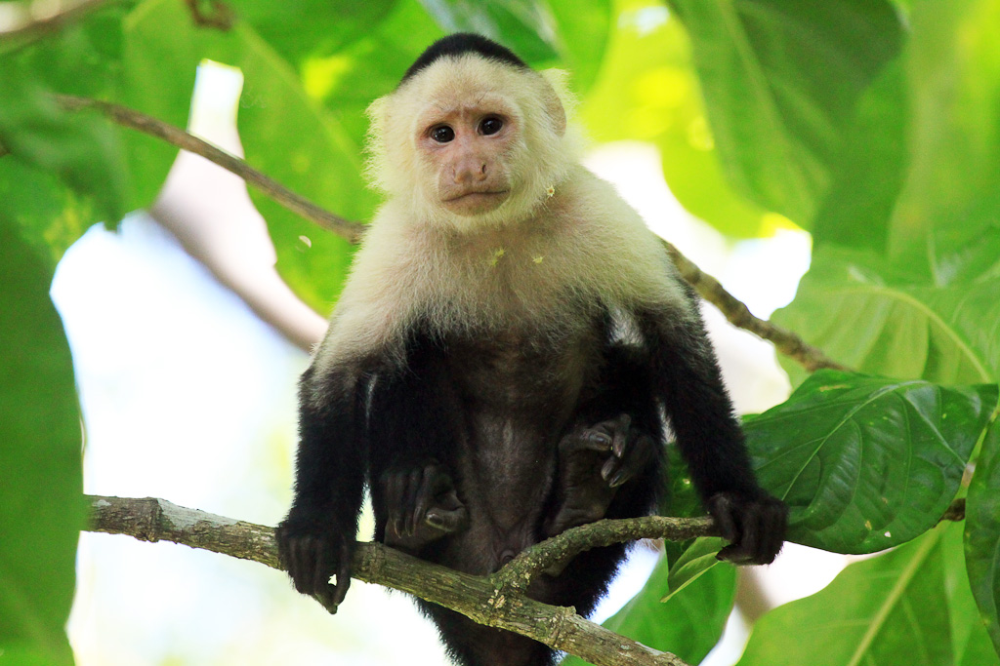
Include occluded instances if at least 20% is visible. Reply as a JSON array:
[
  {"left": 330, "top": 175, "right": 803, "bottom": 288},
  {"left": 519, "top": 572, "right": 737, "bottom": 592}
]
[
  {"left": 547, "top": 414, "right": 656, "bottom": 537},
  {"left": 381, "top": 462, "right": 469, "bottom": 551}
]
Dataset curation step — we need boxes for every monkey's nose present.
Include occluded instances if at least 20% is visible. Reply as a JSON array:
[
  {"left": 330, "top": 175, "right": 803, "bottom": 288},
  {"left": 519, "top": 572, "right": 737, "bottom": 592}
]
[{"left": 454, "top": 159, "right": 489, "bottom": 183}]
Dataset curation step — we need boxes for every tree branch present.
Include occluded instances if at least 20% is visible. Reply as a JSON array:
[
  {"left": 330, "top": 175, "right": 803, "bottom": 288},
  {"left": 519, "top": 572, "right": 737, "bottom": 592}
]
[
  {"left": 56, "top": 94, "right": 844, "bottom": 372},
  {"left": 86, "top": 494, "right": 698, "bottom": 666},
  {"left": 663, "top": 243, "right": 848, "bottom": 372},
  {"left": 54, "top": 95, "right": 364, "bottom": 243}
]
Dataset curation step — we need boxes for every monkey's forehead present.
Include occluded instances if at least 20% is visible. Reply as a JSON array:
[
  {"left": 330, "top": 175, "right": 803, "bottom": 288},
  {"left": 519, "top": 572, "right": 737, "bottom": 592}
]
[{"left": 393, "top": 55, "right": 538, "bottom": 107}]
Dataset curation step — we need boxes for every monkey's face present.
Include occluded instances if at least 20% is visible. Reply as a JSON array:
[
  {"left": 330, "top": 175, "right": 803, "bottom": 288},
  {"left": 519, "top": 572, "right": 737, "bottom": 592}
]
[{"left": 416, "top": 94, "right": 518, "bottom": 216}]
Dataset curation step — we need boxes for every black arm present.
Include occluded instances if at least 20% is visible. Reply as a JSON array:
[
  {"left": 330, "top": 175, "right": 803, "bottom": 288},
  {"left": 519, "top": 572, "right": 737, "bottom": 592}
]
[
  {"left": 637, "top": 297, "right": 787, "bottom": 564},
  {"left": 276, "top": 363, "right": 369, "bottom": 613}
]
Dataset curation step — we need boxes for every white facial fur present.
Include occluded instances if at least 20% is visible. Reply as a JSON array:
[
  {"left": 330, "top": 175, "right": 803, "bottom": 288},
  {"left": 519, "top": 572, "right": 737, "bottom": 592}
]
[
  {"left": 366, "top": 55, "right": 582, "bottom": 231},
  {"left": 308, "top": 53, "right": 692, "bottom": 400}
]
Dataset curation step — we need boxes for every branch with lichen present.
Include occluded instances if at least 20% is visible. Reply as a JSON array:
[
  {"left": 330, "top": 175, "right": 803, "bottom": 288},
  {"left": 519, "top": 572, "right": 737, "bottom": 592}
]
[
  {"left": 56, "top": 94, "right": 844, "bottom": 372},
  {"left": 87, "top": 494, "right": 699, "bottom": 666},
  {"left": 663, "top": 243, "right": 847, "bottom": 372}
]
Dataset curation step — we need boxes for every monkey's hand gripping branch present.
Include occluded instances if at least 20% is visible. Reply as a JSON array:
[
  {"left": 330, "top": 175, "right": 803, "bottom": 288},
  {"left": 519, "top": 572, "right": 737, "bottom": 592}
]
[{"left": 87, "top": 494, "right": 711, "bottom": 666}]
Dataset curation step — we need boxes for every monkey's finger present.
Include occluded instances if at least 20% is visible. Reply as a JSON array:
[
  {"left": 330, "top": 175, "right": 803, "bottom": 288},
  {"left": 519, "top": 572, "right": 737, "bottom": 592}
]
[
  {"left": 288, "top": 537, "right": 317, "bottom": 593},
  {"left": 575, "top": 428, "right": 612, "bottom": 452},
  {"left": 606, "top": 434, "right": 655, "bottom": 487},
  {"left": 611, "top": 414, "right": 631, "bottom": 458},
  {"left": 756, "top": 501, "right": 788, "bottom": 564},
  {"left": 332, "top": 539, "right": 353, "bottom": 607},
  {"left": 311, "top": 537, "right": 339, "bottom": 597},
  {"left": 413, "top": 465, "right": 440, "bottom": 532},
  {"left": 404, "top": 468, "right": 424, "bottom": 537},
  {"left": 708, "top": 493, "right": 740, "bottom": 545},
  {"left": 383, "top": 472, "right": 406, "bottom": 538}
]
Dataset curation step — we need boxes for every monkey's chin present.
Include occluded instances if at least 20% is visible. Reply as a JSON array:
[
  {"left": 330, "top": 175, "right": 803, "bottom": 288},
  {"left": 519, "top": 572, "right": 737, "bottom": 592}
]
[{"left": 442, "top": 191, "right": 510, "bottom": 216}]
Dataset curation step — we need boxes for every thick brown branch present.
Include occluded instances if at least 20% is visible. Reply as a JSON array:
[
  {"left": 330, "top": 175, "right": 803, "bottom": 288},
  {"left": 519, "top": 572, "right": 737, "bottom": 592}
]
[
  {"left": 54, "top": 94, "right": 364, "bottom": 243},
  {"left": 58, "top": 94, "right": 841, "bottom": 372},
  {"left": 86, "top": 494, "right": 697, "bottom": 666},
  {"left": 664, "top": 242, "right": 848, "bottom": 372}
]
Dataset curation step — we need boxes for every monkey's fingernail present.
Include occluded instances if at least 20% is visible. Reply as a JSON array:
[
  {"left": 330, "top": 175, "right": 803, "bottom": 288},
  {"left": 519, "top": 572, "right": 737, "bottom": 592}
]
[
  {"left": 426, "top": 513, "right": 444, "bottom": 528},
  {"left": 609, "top": 471, "right": 627, "bottom": 487},
  {"left": 585, "top": 432, "right": 611, "bottom": 447},
  {"left": 601, "top": 458, "right": 616, "bottom": 481}
]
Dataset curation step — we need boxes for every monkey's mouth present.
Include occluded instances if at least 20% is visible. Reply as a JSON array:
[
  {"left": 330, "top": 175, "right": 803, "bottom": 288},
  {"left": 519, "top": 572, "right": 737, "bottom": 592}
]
[
  {"left": 444, "top": 190, "right": 510, "bottom": 203},
  {"left": 442, "top": 190, "right": 511, "bottom": 215}
]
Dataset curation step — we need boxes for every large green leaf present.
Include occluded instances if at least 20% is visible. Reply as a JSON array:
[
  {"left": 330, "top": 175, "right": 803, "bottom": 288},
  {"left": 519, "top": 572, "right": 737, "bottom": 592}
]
[
  {"left": 746, "top": 370, "right": 995, "bottom": 553},
  {"left": 581, "top": 1, "right": 772, "bottom": 238},
  {"left": 121, "top": 0, "right": 374, "bottom": 312},
  {"left": 234, "top": 0, "right": 399, "bottom": 64},
  {"left": 736, "top": 525, "right": 955, "bottom": 666},
  {"left": 811, "top": 60, "right": 909, "bottom": 254},
  {"left": 0, "top": 13, "right": 132, "bottom": 250},
  {"left": 966, "top": 418, "right": 1000, "bottom": 656},
  {"left": 772, "top": 247, "right": 1000, "bottom": 387},
  {"left": 417, "top": 0, "right": 560, "bottom": 63},
  {"left": 888, "top": 0, "right": 1000, "bottom": 276},
  {"left": 941, "top": 509, "right": 1000, "bottom": 666},
  {"left": 562, "top": 551, "right": 736, "bottom": 666},
  {"left": 0, "top": 222, "right": 83, "bottom": 666},
  {"left": 667, "top": 0, "right": 903, "bottom": 226}
]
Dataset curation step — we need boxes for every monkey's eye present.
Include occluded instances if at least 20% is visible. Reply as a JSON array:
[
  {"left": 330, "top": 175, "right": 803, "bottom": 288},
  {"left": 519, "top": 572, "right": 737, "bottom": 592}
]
[
  {"left": 431, "top": 125, "right": 455, "bottom": 143},
  {"left": 479, "top": 117, "right": 503, "bottom": 136}
]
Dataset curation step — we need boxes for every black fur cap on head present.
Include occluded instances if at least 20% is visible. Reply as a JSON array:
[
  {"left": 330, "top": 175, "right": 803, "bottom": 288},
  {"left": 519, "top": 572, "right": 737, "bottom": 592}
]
[{"left": 400, "top": 33, "right": 529, "bottom": 84}]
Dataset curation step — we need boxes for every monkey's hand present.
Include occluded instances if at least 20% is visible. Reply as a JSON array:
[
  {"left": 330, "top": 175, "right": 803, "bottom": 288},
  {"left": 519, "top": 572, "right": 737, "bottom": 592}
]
[
  {"left": 381, "top": 462, "right": 468, "bottom": 551},
  {"left": 708, "top": 491, "right": 788, "bottom": 565},
  {"left": 547, "top": 414, "right": 656, "bottom": 536},
  {"left": 275, "top": 515, "right": 354, "bottom": 614}
]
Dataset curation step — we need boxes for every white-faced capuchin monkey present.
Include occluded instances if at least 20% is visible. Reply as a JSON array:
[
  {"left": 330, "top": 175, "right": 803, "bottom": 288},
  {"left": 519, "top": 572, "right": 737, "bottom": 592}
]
[{"left": 277, "top": 33, "right": 787, "bottom": 666}]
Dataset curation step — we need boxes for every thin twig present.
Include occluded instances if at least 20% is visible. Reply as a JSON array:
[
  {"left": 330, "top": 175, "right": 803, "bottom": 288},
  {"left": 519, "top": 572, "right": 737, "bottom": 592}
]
[
  {"left": 54, "top": 94, "right": 365, "bottom": 243},
  {"left": 0, "top": 0, "right": 119, "bottom": 49},
  {"left": 499, "top": 516, "right": 717, "bottom": 592},
  {"left": 87, "top": 494, "right": 695, "bottom": 666}
]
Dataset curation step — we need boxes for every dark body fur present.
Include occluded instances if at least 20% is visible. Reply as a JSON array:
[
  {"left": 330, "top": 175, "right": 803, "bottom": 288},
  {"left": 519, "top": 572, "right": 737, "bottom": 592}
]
[{"left": 277, "top": 33, "right": 786, "bottom": 666}]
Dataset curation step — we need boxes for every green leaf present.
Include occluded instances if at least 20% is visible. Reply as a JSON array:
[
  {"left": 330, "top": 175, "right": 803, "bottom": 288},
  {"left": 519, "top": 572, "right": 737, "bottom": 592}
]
[
  {"left": 0, "top": 221, "right": 83, "bottom": 666},
  {"left": 581, "top": 4, "right": 771, "bottom": 238},
  {"left": 888, "top": 0, "right": 1000, "bottom": 276},
  {"left": 0, "top": 54, "right": 129, "bottom": 239},
  {"left": 941, "top": 514, "right": 1000, "bottom": 666},
  {"left": 563, "top": 550, "right": 736, "bottom": 666},
  {"left": 736, "top": 525, "right": 954, "bottom": 666},
  {"left": 667, "top": 0, "right": 903, "bottom": 225},
  {"left": 661, "top": 537, "right": 724, "bottom": 602},
  {"left": 966, "top": 417, "right": 1000, "bottom": 656},
  {"left": 811, "top": 60, "right": 909, "bottom": 254},
  {"left": 417, "top": 0, "right": 560, "bottom": 63},
  {"left": 746, "top": 370, "right": 996, "bottom": 553},
  {"left": 235, "top": 0, "right": 400, "bottom": 64},
  {"left": 122, "top": 0, "right": 373, "bottom": 312},
  {"left": 772, "top": 247, "right": 1000, "bottom": 387}
]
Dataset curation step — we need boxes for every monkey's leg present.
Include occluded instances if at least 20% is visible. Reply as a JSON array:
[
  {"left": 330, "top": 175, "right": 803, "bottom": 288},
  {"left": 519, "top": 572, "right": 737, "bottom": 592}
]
[{"left": 380, "top": 462, "right": 469, "bottom": 551}]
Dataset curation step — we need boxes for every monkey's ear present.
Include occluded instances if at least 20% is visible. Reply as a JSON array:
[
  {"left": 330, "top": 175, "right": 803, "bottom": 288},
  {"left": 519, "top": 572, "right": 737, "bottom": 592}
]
[{"left": 539, "top": 69, "right": 571, "bottom": 137}]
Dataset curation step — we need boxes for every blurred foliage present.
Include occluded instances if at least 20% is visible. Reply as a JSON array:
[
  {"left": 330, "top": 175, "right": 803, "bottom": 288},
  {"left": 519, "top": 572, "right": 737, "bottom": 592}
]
[
  {"left": 0, "top": 223, "right": 83, "bottom": 666},
  {"left": 2, "top": 0, "right": 1000, "bottom": 664}
]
